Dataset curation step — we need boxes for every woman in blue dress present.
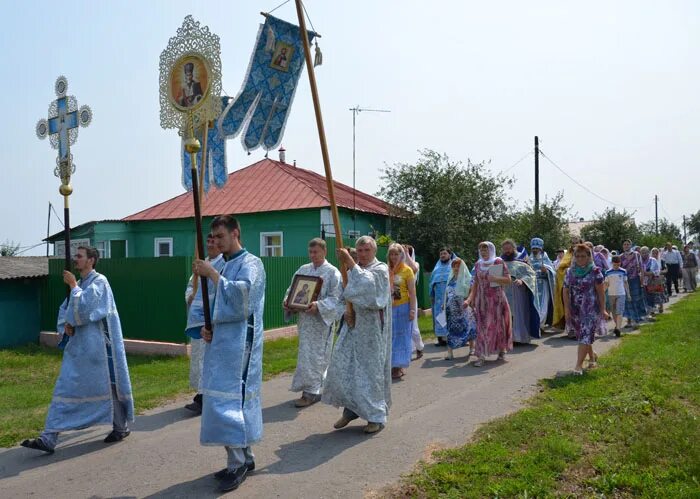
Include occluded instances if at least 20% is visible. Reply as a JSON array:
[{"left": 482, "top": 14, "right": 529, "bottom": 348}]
[{"left": 444, "top": 258, "right": 477, "bottom": 360}]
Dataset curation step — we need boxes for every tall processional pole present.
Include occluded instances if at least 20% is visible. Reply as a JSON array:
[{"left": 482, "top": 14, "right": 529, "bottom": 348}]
[{"left": 295, "top": 0, "right": 354, "bottom": 323}]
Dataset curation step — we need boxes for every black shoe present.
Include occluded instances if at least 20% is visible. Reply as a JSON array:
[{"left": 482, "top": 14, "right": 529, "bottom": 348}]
[
  {"left": 20, "top": 438, "right": 54, "bottom": 454},
  {"left": 104, "top": 430, "right": 130, "bottom": 443},
  {"left": 214, "top": 461, "right": 255, "bottom": 480},
  {"left": 218, "top": 464, "right": 248, "bottom": 492},
  {"left": 435, "top": 338, "right": 447, "bottom": 347},
  {"left": 184, "top": 401, "right": 202, "bottom": 415},
  {"left": 614, "top": 328, "right": 621, "bottom": 337}
]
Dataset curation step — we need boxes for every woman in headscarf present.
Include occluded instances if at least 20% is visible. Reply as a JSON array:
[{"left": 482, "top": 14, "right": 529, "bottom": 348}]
[
  {"left": 641, "top": 246, "right": 664, "bottom": 316},
  {"left": 529, "top": 237, "right": 556, "bottom": 330},
  {"left": 563, "top": 244, "right": 609, "bottom": 375},
  {"left": 387, "top": 243, "right": 416, "bottom": 379},
  {"left": 464, "top": 242, "right": 512, "bottom": 367},
  {"left": 681, "top": 244, "right": 699, "bottom": 292},
  {"left": 621, "top": 239, "right": 648, "bottom": 327},
  {"left": 403, "top": 244, "right": 425, "bottom": 359},
  {"left": 444, "top": 258, "right": 477, "bottom": 360}
]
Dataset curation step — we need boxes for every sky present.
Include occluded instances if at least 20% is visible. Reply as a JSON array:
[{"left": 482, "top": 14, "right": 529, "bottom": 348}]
[{"left": 2, "top": 0, "right": 698, "bottom": 255}]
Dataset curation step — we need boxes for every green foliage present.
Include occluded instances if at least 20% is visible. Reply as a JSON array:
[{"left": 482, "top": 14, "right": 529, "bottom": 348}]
[
  {"left": 374, "top": 233, "right": 394, "bottom": 247},
  {"left": 0, "top": 240, "right": 20, "bottom": 256},
  {"left": 581, "top": 208, "right": 640, "bottom": 250},
  {"left": 637, "top": 218, "right": 683, "bottom": 249},
  {"left": 397, "top": 294, "right": 700, "bottom": 498},
  {"left": 378, "top": 150, "right": 514, "bottom": 268},
  {"left": 687, "top": 210, "right": 700, "bottom": 242},
  {"left": 492, "top": 192, "right": 572, "bottom": 256}
]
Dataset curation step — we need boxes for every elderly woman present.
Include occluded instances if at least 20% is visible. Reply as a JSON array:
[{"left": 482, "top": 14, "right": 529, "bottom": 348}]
[
  {"left": 465, "top": 242, "right": 512, "bottom": 367},
  {"left": 681, "top": 245, "right": 699, "bottom": 292},
  {"left": 641, "top": 246, "right": 664, "bottom": 316},
  {"left": 387, "top": 243, "right": 416, "bottom": 379},
  {"left": 563, "top": 244, "right": 609, "bottom": 375},
  {"left": 443, "top": 258, "right": 477, "bottom": 360}
]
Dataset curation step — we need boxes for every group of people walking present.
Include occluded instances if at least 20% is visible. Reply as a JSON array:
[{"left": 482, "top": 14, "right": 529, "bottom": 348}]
[{"left": 19, "top": 217, "right": 698, "bottom": 494}]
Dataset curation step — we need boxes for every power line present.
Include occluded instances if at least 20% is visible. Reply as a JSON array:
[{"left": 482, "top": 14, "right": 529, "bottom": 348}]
[
  {"left": 14, "top": 242, "right": 46, "bottom": 255},
  {"left": 50, "top": 203, "right": 64, "bottom": 226},
  {"left": 499, "top": 151, "right": 532, "bottom": 174},
  {"left": 539, "top": 150, "right": 649, "bottom": 210}
]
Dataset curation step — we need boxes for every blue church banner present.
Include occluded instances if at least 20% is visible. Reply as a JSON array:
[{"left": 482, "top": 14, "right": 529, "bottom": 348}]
[{"left": 181, "top": 15, "right": 316, "bottom": 192}]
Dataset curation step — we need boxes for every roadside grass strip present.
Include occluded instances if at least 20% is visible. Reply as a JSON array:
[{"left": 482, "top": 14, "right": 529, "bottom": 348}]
[{"left": 396, "top": 293, "right": 700, "bottom": 498}]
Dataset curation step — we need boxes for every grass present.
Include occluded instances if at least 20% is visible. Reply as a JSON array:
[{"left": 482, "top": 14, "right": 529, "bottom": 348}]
[
  {"left": 1, "top": 312, "right": 438, "bottom": 448},
  {"left": 393, "top": 293, "right": 700, "bottom": 498}
]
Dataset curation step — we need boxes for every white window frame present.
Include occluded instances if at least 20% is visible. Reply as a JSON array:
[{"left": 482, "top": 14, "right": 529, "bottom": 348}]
[
  {"left": 347, "top": 230, "right": 361, "bottom": 239},
  {"left": 154, "top": 237, "right": 173, "bottom": 257},
  {"left": 95, "top": 241, "right": 108, "bottom": 259},
  {"left": 260, "top": 231, "right": 283, "bottom": 257},
  {"left": 109, "top": 239, "right": 128, "bottom": 258}
]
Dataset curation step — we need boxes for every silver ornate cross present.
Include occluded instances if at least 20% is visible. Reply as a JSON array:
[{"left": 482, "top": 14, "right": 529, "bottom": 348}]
[{"left": 36, "top": 76, "right": 92, "bottom": 188}]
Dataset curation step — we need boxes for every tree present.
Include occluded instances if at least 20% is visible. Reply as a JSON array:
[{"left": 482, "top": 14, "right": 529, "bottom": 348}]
[
  {"left": 687, "top": 210, "right": 700, "bottom": 242},
  {"left": 378, "top": 150, "right": 514, "bottom": 269},
  {"left": 0, "top": 241, "right": 20, "bottom": 256},
  {"left": 637, "top": 218, "right": 682, "bottom": 249},
  {"left": 580, "top": 208, "right": 639, "bottom": 251},
  {"left": 492, "top": 192, "right": 572, "bottom": 256}
]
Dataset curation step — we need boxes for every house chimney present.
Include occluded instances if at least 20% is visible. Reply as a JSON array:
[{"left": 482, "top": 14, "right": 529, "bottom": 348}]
[{"left": 278, "top": 146, "right": 286, "bottom": 163}]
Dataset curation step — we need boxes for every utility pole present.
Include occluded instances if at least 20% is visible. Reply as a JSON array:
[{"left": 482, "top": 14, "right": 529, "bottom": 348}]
[
  {"left": 46, "top": 202, "right": 51, "bottom": 257},
  {"left": 655, "top": 195, "right": 659, "bottom": 235},
  {"left": 683, "top": 215, "right": 687, "bottom": 244},
  {"left": 349, "top": 106, "right": 390, "bottom": 235},
  {"left": 534, "top": 136, "right": 540, "bottom": 214}
]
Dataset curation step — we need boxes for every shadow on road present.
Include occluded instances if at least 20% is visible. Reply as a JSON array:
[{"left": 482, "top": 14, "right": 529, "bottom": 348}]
[
  {"left": 262, "top": 399, "right": 301, "bottom": 424},
  {"left": 260, "top": 428, "right": 366, "bottom": 475},
  {"left": 132, "top": 407, "right": 193, "bottom": 432},
  {"left": 142, "top": 473, "right": 222, "bottom": 499},
  {"left": 0, "top": 436, "right": 106, "bottom": 480}
]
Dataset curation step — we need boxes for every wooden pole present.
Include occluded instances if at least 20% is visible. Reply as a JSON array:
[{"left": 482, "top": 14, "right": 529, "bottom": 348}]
[
  {"left": 294, "top": 0, "right": 354, "bottom": 325},
  {"left": 294, "top": 1, "right": 344, "bottom": 250},
  {"left": 186, "top": 113, "right": 212, "bottom": 333},
  {"left": 191, "top": 121, "right": 210, "bottom": 298}
]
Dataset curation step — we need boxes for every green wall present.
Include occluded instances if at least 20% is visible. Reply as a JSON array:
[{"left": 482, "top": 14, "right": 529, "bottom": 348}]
[{"left": 0, "top": 279, "right": 43, "bottom": 348}]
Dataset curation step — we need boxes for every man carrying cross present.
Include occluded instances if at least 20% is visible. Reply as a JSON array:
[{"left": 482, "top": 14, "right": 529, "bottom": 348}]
[{"left": 21, "top": 246, "right": 133, "bottom": 453}]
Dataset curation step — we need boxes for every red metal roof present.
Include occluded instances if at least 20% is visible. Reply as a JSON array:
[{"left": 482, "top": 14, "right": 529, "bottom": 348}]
[{"left": 123, "top": 158, "right": 390, "bottom": 221}]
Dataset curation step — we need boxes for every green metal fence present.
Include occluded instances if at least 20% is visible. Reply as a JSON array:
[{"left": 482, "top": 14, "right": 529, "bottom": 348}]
[{"left": 40, "top": 246, "right": 433, "bottom": 343}]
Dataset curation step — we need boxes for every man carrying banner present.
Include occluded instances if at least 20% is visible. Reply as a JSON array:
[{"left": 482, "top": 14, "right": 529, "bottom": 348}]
[
  {"left": 323, "top": 236, "right": 392, "bottom": 434},
  {"left": 184, "top": 233, "right": 224, "bottom": 415}
]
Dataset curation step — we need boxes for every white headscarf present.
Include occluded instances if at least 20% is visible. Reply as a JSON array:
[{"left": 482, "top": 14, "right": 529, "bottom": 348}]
[{"left": 477, "top": 241, "right": 497, "bottom": 266}]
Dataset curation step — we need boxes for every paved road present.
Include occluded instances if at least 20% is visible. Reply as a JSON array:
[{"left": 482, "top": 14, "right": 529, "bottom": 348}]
[{"left": 0, "top": 295, "right": 683, "bottom": 498}]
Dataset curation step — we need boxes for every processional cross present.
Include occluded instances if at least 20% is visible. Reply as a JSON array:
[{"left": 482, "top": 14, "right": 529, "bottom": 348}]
[{"left": 36, "top": 76, "right": 92, "bottom": 274}]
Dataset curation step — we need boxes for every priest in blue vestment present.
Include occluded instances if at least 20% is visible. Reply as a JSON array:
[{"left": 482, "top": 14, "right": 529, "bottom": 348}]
[
  {"left": 184, "top": 233, "right": 225, "bottom": 415},
  {"left": 429, "top": 247, "right": 455, "bottom": 345},
  {"left": 501, "top": 239, "right": 542, "bottom": 343},
  {"left": 528, "top": 237, "right": 556, "bottom": 329},
  {"left": 21, "top": 246, "right": 134, "bottom": 454},
  {"left": 193, "top": 215, "right": 266, "bottom": 494}
]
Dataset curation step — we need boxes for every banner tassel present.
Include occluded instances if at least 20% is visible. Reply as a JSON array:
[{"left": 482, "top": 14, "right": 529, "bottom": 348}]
[{"left": 313, "top": 40, "right": 323, "bottom": 67}]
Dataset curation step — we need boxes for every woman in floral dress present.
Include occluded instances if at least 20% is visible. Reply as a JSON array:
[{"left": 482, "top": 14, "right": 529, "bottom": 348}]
[
  {"left": 465, "top": 242, "right": 512, "bottom": 367},
  {"left": 563, "top": 244, "right": 609, "bottom": 375},
  {"left": 444, "top": 258, "right": 477, "bottom": 360}
]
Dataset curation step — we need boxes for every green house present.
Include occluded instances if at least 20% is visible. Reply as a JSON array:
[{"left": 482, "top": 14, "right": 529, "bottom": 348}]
[{"left": 46, "top": 157, "right": 392, "bottom": 258}]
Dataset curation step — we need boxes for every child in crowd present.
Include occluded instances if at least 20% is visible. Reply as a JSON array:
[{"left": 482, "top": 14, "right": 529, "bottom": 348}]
[{"left": 605, "top": 255, "right": 631, "bottom": 337}]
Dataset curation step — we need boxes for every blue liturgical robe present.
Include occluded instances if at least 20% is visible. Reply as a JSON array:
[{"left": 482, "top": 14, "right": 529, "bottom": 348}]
[
  {"left": 200, "top": 250, "right": 266, "bottom": 447},
  {"left": 185, "top": 254, "right": 225, "bottom": 339},
  {"left": 503, "top": 260, "right": 542, "bottom": 343},
  {"left": 429, "top": 258, "right": 453, "bottom": 337},
  {"left": 529, "top": 253, "right": 556, "bottom": 328},
  {"left": 46, "top": 271, "right": 134, "bottom": 432}
]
